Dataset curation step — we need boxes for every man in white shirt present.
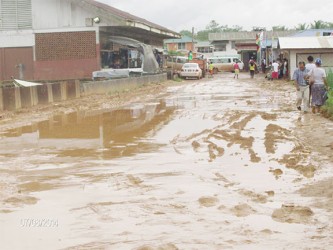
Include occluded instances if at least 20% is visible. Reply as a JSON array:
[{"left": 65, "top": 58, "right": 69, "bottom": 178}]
[
  {"left": 271, "top": 60, "right": 279, "bottom": 80},
  {"left": 305, "top": 56, "right": 316, "bottom": 106}
]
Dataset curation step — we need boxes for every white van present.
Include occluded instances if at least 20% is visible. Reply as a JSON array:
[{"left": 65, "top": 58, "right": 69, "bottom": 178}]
[{"left": 207, "top": 56, "right": 244, "bottom": 72}]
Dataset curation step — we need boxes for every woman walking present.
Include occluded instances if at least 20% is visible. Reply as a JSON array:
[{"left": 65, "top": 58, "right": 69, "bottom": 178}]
[
  {"left": 249, "top": 60, "right": 256, "bottom": 79},
  {"left": 306, "top": 58, "right": 328, "bottom": 114}
]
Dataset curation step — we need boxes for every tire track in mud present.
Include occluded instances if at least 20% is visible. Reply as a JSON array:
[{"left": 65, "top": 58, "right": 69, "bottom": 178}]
[{"left": 170, "top": 104, "right": 322, "bottom": 239}]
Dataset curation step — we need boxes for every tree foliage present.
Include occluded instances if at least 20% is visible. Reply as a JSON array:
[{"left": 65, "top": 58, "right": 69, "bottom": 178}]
[
  {"left": 205, "top": 20, "right": 223, "bottom": 33},
  {"left": 178, "top": 19, "right": 333, "bottom": 42},
  {"left": 221, "top": 25, "right": 243, "bottom": 32},
  {"left": 310, "top": 20, "right": 326, "bottom": 29},
  {"left": 195, "top": 20, "right": 243, "bottom": 41},
  {"left": 179, "top": 30, "right": 193, "bottom": 38},
  {"left": 272, "top": 25, "right": 288, "bottom": 31},
  {"left": 294, "top": 23, "right": 309, "bottom": 30}
]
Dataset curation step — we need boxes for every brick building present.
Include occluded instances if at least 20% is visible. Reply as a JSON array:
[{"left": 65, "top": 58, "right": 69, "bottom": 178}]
[
  {"left": 164, "top": 36, "right": 195, "bottom": 54},
  {"left": 0, "top": 0, "right": 179, "bottom": 81}
]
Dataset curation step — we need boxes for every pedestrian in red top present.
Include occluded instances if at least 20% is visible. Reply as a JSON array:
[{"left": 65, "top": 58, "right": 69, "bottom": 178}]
[{"left": 233, "top": 62, "right": 240, "bottom": 79}]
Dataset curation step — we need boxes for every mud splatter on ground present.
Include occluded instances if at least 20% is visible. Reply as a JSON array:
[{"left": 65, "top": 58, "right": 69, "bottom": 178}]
[{"left": 1, "top": 73, "right": 333, "bottom": 249}]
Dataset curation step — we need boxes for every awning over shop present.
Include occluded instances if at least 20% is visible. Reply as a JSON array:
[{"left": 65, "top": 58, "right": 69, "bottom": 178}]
[
  {"left": 94, "top": 36, "right": 159, "bottom": 79},
  {"left": 108, "top": 36, "right": 141, "bottom": 48}
]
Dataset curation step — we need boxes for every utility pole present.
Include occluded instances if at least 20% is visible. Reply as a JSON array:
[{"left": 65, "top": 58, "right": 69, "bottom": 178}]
[{"left": 192, "top": 27, "right": 194, "bottom": 52}]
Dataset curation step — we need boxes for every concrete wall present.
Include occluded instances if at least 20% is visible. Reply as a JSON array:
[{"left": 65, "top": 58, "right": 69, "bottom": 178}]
[
  {"left": 0, "top": 74, "right": 167, "bottom": 111},
  {"left": 81, "top": 74, "right": 167, "bottom": 95}
]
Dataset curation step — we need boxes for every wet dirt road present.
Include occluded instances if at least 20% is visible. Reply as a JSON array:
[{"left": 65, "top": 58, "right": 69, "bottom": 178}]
[{"left": 1, "top": 73, "right": 333, "bottom": 250}]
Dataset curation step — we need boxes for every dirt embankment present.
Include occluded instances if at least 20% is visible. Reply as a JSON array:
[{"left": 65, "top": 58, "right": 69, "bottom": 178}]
[{"left": 0, "top": 80, "right": 180, "bottom": 133}]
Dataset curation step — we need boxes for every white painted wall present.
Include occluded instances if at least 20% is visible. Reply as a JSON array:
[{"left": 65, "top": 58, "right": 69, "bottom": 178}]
[
  {"left": 0, "top": 30, "right": 35, "bottom": 47},
  {"left": 32, "top": 0, "right": 95, "bottom": 29},
  {"left": 0, "top": 0, "right": 100, "bottom": 47}
]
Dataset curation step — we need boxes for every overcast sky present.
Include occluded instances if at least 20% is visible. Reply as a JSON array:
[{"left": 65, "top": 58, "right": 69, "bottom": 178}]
[{"left": 99, "top": 0, "right": 333, "bottom": 33}]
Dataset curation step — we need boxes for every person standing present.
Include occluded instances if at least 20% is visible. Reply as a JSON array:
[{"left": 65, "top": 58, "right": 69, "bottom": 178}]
[
  {"left": 292, "top": 61, "right": 309, "bottom": 113},
  {"left": 261, "top": 58, "right": 266, "bottom": 73},
  {"left": 249, "top": 60, "right": 256, "bottom": 78},
  {"left": 208, "top": 61, "right": 214, "bottom": 78},
  {"left": 283, "top": 58, "right": 288, "bottom": 79},
  {"left": 271, "top": 60, "right": 279, "bottom": 80},
  {"left": 306, "top": 58, "right": 328, "bottom": 114},
  {"left": 305, "top": 56, "right": 316, "bottom": 71},
  {"left": 188, "top": 50, "right": 193, "bottom": 61},
  {"left": 305, "top": 55, "right": 316, "bottom": 106},
  {"left": 233, "top": 62, "right": 240, "bottom": 79},
  {"left": 278, "top": 59, "right": 284, "bottom": 79}
]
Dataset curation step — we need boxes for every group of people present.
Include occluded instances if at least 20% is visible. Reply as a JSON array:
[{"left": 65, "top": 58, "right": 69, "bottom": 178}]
[
  {"left": 270, "top": 58, "right": 288, "bottom": 80},
  {"left": 211, "top": 54, "right": 328, "bottom": 114},
  {"left": 292, "top": 56, "right": 329, "bottom": 114}
]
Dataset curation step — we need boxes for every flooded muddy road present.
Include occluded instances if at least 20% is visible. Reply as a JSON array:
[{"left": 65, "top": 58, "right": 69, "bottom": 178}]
[{"left": 1, "top": 73, "right": 333, "bottom": 250}]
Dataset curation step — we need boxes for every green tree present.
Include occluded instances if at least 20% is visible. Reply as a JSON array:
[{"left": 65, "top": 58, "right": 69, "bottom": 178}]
[
  {"left": 325, "top": 22, "right": 333, "bottom": 28},
  {"left": 195, "top": 20, "right": 222, "bottom": 41},
  {"left": 194, "top": 20, "right": 243, "bottom": 41},
  {"left": 310, "top": 20, "right": 327, "bottom": 29},
  {"left": 205, "top": 20, "right": 223, "bottom": 33},
  {"left": 221, "top": 25, "right": 243, "bottom": 32},
  {"left": 272, "top": 25, "right": 288, "bottom": 31},
  {"left": 196, "top": 30, "right": 209, "bottom": 41},
  {"left": 294, "top": 23, "right": 309, "bottom": 30},
  {"left": 179, "top": 30, "right": 193, "bottom": 38}
]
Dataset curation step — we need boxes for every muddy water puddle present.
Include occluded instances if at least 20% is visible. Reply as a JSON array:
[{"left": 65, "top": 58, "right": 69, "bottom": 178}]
[{"left": 1, "top": 74, "right": 333, "bottom": 249}]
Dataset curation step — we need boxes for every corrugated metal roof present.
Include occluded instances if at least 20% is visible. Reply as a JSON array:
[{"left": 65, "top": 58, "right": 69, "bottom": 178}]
[
  {"left": 291, "top": 29, "right": 333, "bottom": 37},
  {"left": 164, "top": 36, "right": 194, "bottom": 44},
  {"left": 209, "top": 30, "right": 297, "bottom": 41},
  {"left": 73, "top": 0, "right": 179, "bottom": 38},
  {"left": 279, "top": 36, "right": 333, "bottom": 49}
]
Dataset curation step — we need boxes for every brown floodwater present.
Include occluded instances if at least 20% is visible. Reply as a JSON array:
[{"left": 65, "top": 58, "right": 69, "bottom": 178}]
[{"left": 1, "top": 73, "right": 333, "bottom": 250}]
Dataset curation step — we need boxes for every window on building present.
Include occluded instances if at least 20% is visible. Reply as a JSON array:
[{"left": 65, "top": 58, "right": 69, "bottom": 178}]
[
  {"left": 0, "top": 0, "right": 32, "bottom": 30},
  {"left": 323, "top": 32, "right": 333, "bottom": 36},
  {"left": 231, "top": 41, "right": 236, "bottom": 49},
  {"left": 197, "top": 47, "right": 213, "bottom": 53},
  {"left": 178, "top": 43, "right": 185, "bottom": 50},
  {"left": 215, "top": 44, "right": 226, "bottom": 52}
]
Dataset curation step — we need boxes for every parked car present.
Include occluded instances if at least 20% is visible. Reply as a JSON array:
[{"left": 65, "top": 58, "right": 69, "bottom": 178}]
[
  {"left": 180, "top": 63, "right": 202, "bottom": 79},
  {"left": 190, "top": 58, "right": 207, "bottom": 77},
  {"left": 206, "top": 56, "right": 244, "bottom": 72}
]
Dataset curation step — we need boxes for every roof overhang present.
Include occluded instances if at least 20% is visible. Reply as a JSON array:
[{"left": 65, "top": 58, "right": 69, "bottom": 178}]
[
  {"left": 279, "top": 36, "right": 333, "bottom": 49},
  {"left": 125, "top": 20, "right": 179, "bottom": 38},
  {"left": 72, "top": 0, "right": 180, "bottom": 39}
]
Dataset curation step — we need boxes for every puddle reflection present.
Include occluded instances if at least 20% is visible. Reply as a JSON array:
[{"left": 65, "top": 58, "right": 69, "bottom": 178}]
[{"left": 1, "top": 100, "right": 177, "bottom": 159}]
